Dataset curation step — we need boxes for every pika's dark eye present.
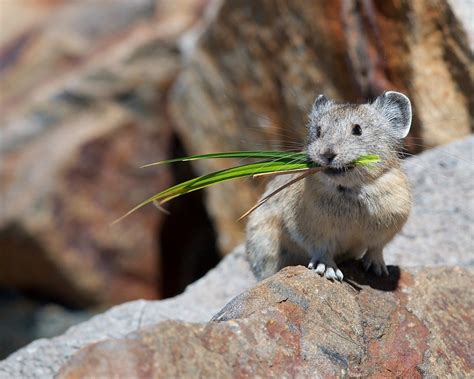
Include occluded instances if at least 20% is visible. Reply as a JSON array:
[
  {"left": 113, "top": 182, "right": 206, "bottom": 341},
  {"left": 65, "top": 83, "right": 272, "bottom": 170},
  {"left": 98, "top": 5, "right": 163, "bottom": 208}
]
[
  {"left": 352, "top": 124, "right": 362, "bottom": 136},
  {"left": 316, "top": 127, "right": 321, "bottom": 138}
]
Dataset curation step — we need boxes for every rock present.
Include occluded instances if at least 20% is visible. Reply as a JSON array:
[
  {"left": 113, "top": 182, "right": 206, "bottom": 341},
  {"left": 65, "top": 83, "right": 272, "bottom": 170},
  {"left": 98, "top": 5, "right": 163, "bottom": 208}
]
[
  {"left": 0, "top": 106, "right": 174, "bottom": 306},
  {"left": 56, "top": 265, "right": 474, "bottom": 378},
  {"left": 449, "top": 0, "right": 474, "bottom": 49},
  {"left": 0, "top": 0, "right": 156, "bottom": 106},
  {"left": 0, "top": 44, "right": 176, "bottom": 306},
  {"left": 0, "top": 247, "right": 256, "bottom": 378},
  {"left": 0, "top": 290, "right": 94, "bottom": 360},
  {"left": 0, "top": 1, "right": 212, "bottom": 306},
  {"left": 386, "top": 135, "right": 474, "bottom": 267},
  {"left": 170, "top": 0, "right": 473, "bottom": 252}
]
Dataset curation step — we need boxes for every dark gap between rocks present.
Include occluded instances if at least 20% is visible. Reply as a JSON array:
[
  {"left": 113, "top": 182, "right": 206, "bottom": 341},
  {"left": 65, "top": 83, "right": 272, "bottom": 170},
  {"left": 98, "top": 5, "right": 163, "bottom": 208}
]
[
  {"left": 0, "top": 225, "right": 98, "bottom": 359},
  {"left": 158, "top": 133, "right": 221, "bottom": 298}
]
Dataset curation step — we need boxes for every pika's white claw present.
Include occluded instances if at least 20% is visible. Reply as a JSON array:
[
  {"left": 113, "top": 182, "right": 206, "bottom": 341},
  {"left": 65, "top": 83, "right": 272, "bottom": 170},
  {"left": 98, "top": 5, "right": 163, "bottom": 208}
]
[
  {"left": 309, "top": 260, "right": 343, "bottom": 281},
  {"left": 325, "top": 267, "right": 337, "bottom": 280},
  {"left": 315, "top": 263, "right": 326, "bottom": 275}
]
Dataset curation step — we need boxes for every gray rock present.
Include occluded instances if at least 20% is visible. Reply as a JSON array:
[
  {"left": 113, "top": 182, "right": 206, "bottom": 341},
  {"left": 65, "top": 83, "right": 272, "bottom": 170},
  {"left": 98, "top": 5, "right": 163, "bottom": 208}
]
[
  {"left": 386, "top": 135, "right": 474, "bottom": 267},
  {"left": 0, "top": 292, "right": 93, "bottom": 360},
  {"left": 1, "top": 136, "right": 472, "bottom": 378},
  {"left": 449, "top": 0, "right": 474, "bottom": 50}
]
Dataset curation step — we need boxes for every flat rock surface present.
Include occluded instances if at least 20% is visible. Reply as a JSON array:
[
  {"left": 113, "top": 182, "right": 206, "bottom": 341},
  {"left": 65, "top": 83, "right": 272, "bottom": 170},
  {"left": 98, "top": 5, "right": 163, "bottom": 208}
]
[{"left": 57, "top": 265, "right": 474, "bottom": 378}]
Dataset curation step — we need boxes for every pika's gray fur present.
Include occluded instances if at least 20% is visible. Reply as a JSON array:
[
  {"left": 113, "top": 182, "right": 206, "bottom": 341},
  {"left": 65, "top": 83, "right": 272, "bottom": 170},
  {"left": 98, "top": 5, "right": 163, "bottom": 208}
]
[{"left": 246, "top": 91, "right": 412, "bottom": 281}]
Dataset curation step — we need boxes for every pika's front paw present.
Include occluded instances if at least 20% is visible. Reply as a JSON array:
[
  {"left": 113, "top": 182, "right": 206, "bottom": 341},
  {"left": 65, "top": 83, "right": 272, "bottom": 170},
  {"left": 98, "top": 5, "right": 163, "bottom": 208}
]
[
  {"left": 308, "top": 261, "right": 344, "bottom": 281},
  {"left": 362, "top": 253, "right": 389, "bottom": 276}
]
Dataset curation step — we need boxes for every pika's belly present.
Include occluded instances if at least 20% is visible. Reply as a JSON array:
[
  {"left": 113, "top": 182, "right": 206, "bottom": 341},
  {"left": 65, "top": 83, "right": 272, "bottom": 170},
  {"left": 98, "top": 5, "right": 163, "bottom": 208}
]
[
  {"left": 285, "top": 214, "right": 368, "bottom": 257},
  {"left": 284, "top": 198, "right": 373, "bottom": 258}
]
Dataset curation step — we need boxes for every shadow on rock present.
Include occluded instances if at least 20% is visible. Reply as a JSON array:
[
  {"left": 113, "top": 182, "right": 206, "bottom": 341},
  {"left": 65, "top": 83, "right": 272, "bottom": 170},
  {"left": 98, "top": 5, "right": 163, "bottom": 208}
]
[{"left": 339, "top": 260, "right": 401, "bottom": 292}]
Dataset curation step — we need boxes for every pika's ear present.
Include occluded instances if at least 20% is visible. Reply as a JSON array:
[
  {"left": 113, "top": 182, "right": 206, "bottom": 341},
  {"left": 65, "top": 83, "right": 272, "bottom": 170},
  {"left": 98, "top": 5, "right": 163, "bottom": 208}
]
[
  {"left": 372, "top": 91, "right": 412, "bottom": 139},
  {"left": 309, "top": 95, "right": 331, "bottom": 125},
  {"left": 312, "top": 94, "right": 330, "bottom": 114}
]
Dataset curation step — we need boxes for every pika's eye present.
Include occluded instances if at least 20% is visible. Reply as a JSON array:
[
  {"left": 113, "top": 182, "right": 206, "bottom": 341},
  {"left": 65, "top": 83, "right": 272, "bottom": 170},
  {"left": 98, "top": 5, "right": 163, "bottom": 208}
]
[
  {"left": 316, "top": 127, "right": 321, "bottom": 138},
  {"left": 352, "top": 124, "right": 362, "bottom": 136}
]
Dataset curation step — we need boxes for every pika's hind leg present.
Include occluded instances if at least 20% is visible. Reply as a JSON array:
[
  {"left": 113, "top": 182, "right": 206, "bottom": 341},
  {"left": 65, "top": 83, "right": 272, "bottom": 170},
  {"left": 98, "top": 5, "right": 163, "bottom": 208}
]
[
  {"left": 246, "top": 217, "right": 283, "bottom": 280},
  {"left": 362, "top": 247, "right": 389, "bottom": 276},
  {"left": 308, "top": 249, "right": 344, "bottom": 281}
]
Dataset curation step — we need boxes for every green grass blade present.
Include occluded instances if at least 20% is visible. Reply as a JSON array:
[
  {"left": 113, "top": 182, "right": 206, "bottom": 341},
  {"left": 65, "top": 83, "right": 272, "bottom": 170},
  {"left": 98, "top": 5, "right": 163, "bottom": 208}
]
[
  {"left": 150, "top": 154, "right": 379, "bottom": 205},
  {"left": 112, "top": 160, "right": 311, "bottom": 224},
  {"left": 112, "top": 152, "right": 380, "bottom": 225},
  {"left": 352, "top": 154, "right": 380, "bottom": 165},
  {"left": 142, "top": 151, "right": 379, "bottom": 168},
  {"left": 140, "top": 151, "right": 308, "bottom": 167},
  {"left": 155, "top": 160, "right": 311, "bottom": 202}
]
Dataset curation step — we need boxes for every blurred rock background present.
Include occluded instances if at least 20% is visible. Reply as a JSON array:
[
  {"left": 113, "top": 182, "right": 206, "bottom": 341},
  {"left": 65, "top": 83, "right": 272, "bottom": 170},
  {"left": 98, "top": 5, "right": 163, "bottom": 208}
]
[{"left": 0, "top": 0, "right": 472, "bottom": 359}]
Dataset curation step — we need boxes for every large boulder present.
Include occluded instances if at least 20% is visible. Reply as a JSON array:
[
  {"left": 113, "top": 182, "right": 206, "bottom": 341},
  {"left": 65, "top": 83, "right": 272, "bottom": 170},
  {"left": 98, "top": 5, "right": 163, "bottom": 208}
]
[
  {"left": 0, "top": 0, "right": 206, "bottom": 106},
  {"left": 0, "top": 0, "right": 156, "bottom": 106},
  {"left": 0, "top": 0, "right": 212, "bottom": 306},
  {"left": 57, "top": 265, "right": 474, "bottom": 378},
  {"left": 170, "top": 0, "right": 473, "bottom": 252}
]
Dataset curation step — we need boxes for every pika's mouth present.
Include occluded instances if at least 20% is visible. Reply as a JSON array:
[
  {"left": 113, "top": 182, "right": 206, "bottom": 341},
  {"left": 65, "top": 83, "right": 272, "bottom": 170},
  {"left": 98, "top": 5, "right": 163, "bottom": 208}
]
[{"left": 323, "top": 165, "right": 355, "bottom": 176}]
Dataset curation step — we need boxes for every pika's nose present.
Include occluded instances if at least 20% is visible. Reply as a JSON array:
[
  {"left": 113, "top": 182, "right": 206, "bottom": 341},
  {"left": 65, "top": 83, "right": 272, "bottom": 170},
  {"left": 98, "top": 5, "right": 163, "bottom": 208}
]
[{"left": 321, "top": 149, "right": 337, "bottom": 163}]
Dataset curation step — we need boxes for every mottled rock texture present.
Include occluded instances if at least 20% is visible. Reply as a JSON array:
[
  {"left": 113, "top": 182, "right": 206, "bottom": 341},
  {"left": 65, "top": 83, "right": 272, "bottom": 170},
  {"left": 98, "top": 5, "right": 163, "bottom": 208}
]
[
  {"left": 0, "top": 0, "right": 212, "bottom": 306},
  {"left": 0, "top": 0, "right": 155, "bottom": 106},
  {"left": 170, "top": 0, "right": 473, "bottom": 252},
  {"left": 56, "top": 265, "right": 474, "bottom": 378}
]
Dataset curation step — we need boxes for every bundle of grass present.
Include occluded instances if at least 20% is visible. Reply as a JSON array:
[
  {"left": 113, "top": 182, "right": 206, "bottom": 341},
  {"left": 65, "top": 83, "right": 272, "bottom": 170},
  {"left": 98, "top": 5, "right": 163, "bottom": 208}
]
[{"left": 113, "top": 151, "right": 379, "bottom": 224}]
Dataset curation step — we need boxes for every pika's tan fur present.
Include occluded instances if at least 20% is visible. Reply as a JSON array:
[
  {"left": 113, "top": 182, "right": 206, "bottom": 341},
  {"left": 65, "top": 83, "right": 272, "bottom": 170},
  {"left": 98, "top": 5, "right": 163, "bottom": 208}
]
[{"left": 246, "top": 92, "right": 412, "bottom": 281}]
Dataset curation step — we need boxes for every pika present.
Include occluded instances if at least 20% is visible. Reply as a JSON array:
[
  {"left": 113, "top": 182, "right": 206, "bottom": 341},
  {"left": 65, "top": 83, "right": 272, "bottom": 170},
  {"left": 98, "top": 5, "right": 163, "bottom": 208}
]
[{"left": 246, "top": 91, "right": 412, "bottom": 281}]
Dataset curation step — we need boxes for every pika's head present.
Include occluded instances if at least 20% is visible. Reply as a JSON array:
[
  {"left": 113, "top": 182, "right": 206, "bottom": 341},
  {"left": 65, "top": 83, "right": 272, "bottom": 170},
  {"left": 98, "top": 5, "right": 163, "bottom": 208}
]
[{"left": 306, "top": 91, "right": 412, "bottom": 187}]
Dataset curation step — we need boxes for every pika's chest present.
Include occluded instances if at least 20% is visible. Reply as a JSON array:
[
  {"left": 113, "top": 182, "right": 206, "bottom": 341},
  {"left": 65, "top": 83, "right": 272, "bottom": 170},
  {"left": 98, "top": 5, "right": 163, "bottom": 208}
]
[
  {"left": 292, "top": 189, "right": 377, "bottom": 235},
  {"left": 313, "top": 189, "right": 367, "bottom": 218}
]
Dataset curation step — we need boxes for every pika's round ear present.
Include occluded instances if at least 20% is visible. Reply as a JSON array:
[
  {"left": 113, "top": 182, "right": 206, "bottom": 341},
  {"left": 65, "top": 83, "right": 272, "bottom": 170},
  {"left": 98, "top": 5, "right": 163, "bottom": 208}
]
[
  {"left": 312, "top": 94, "right": 330, "bottom": 113},
  {"left": 372, "top": 91, "right": 412, "bottom": 139},
  {"left": 309, "top": 95, "right": 331, "bottom": 125}
]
